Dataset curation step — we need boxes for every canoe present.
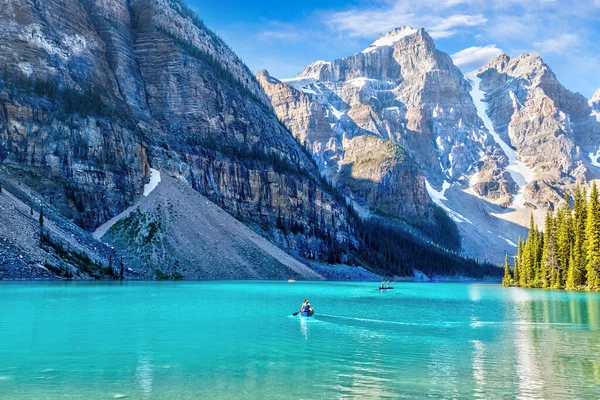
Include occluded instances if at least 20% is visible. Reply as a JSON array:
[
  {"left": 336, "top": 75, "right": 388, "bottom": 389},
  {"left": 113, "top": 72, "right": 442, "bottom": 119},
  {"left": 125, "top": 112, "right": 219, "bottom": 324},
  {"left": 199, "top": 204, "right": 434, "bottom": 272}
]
[
  {"left": 379, "top": 287, "right": 394, "bottom": 290},
  {"left": 300, "top": 310, "right": 314, "bottom": 317}
]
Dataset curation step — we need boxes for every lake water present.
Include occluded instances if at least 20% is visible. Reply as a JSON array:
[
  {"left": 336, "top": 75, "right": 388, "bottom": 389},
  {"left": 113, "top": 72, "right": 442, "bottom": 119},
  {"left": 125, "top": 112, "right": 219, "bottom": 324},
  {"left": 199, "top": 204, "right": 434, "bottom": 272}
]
[{"left": 0, "top": 282, "right": 599, "bottom": 399}]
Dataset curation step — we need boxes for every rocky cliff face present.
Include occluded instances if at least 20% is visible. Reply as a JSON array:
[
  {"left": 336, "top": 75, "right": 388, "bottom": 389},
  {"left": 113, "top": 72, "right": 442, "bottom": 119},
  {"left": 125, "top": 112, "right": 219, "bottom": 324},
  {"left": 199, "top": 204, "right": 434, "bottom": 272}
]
[
  {"left": 476, "top": 53, "right": 600, "bottom": 209},
  {"left": 282, "top": 29, "right": 504, "bottom": 183},
  {"left": 258, "top": 69, "right": 456, "bottom": 244},
  {"left": 0, "top": 0, "right": 355, "bottom": 277},
  {"left": 0, "top": 0, "right": 147, "bottom": 229},
  {"left": 259, "top": 27, "right": 600, "bottom": 263},
  {"left": 258, "top": 28, "right": 515, "bottom": 249}
]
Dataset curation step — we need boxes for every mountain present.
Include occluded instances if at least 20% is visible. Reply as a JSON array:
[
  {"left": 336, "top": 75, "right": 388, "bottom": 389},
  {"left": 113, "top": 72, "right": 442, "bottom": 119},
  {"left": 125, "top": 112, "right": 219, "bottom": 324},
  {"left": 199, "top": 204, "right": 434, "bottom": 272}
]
[
  {"left": 0, "top": 0, "right": 352, "bottom": 278},
  {"left": 260, "top": 27, "right": 600, "bottom": 264},
  {"left": 257, "top": 69, "right": 460, "bottom": 250},
  {"left": 474, "top": 53, "right": 599, "bottom": 208},
  {"left": 258, "top": 27, "right": 504, "bottom": 249},
  {"left": 0, "top": 3, "right": 494, "bottom": 279}
]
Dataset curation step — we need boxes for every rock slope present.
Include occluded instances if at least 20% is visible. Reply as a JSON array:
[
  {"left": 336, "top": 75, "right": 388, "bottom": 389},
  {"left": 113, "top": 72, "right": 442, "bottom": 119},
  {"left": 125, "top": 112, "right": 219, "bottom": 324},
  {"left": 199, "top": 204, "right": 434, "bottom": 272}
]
[
  {"left": 101, "top": 173, "right": 324, "bottom": 280},
  {"left": 0, "top": 0, "right": 353, "bottom": 277},
  {"left": 0, "top": 175, "right": 126, "bottom": 279},
  {"left": 475, "top": 53, "right": 599, "bottom": 209}
]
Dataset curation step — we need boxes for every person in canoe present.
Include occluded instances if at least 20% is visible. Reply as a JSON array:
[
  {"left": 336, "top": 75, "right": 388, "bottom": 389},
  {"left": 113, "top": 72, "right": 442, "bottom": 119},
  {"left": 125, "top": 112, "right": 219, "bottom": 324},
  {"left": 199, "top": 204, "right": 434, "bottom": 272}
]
[{"left": 300, "top": 299, "right": 313, "bottom": 314}]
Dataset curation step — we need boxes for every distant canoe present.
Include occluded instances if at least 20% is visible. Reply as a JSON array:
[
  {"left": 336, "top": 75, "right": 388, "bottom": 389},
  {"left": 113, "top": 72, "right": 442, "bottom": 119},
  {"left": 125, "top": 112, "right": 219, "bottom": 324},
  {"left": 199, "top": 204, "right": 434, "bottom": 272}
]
[
  {"left": 288, "top": 279, "right": 296, "bottom": 283},
  {"left": 379, "top": 287, "right": 394, "bottom": 290},
  {"left": 300, "top": 310, "right": 314, "bottom": 317}
]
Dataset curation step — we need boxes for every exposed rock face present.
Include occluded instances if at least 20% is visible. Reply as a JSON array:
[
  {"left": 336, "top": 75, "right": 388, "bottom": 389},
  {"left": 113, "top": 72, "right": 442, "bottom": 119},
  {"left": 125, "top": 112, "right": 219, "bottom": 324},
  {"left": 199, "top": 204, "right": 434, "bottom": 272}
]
[
  {"left": 0, "top": 0, "right": 146, "bottom": 229},
  {"left": 476, "top": 53, "right": 600, "bottom": 209},
  {"left": 336, "top": 136, "right": 431, "bottom": 222},
  {"left": 258, "top": 28, "right": 515, "bottom": 248},
  {"left": 469, "top": 160, "right": 517, "bottom": 205},
  {"left": 0, "top": 0, "right": 354, "bottom": 276},
  {"left": 103, "top": 174, "right": 324, "bottom": 280},
  {"left": 258, "top": 27, "right": 600, "bottom": 263},
  {"left": 279, "top": 29, "right": 502, "bottom": 183},
  {"left": 0, "top": 178, "right": 129, "bottom": 280},
  {"left": 258, "top": 70, "right": 455, "bottom": 245}
]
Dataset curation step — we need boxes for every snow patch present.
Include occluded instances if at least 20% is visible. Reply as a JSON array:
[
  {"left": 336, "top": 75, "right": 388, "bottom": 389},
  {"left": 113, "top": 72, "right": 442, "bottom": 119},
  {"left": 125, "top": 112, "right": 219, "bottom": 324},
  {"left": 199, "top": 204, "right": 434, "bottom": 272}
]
[
  {"left": 330, "top": 105, "right": 345, "bottom": 120},
  {"left": 280, "top": 77, "right": 318, "bottom": 92},
  {"left": 499, "top": 235, "right": 518, "bottom": 247},
  {"left": 589, "top": 148, "right": 600, "bottom": 167},
  {"left": 425, "top": 180, "right": 472, "bottom": 224},
  {"left": 468, "top": 74, "right": 534, "bottom": 206},
  {"left": 363, "top": 27, "right": 418, "bottom": 53},
  {"left": 347, "top": 77, "right": 372, "bottom": 89},
  {"left": 299, "top": 87, "right": 317, "bottom": 95},
  {"left": 143, "top": 169, "right": 161, "bottom": 197}
]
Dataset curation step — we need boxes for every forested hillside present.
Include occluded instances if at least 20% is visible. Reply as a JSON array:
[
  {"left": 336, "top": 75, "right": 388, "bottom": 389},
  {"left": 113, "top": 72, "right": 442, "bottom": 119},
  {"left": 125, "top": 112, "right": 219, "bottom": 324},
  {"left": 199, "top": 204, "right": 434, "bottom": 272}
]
[{"left": 503, "top": 184, "right": 600, "bottom": 291}]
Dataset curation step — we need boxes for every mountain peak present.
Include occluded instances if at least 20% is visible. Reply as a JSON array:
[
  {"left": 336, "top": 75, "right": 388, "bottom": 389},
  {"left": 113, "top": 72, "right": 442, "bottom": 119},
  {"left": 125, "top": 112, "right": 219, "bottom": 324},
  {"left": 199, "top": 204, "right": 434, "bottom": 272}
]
[
  {"left": 592, "top": 88, "right": 600, "bottom": 102},
  {"left": 362, "top": 26, "right": 419, "bottom": 53},
  {"left": 295, "top": 60, "right": 331, "bottom": 80},
  {"left": 477, "top": 52, "right": 550, "bottom": 82}
]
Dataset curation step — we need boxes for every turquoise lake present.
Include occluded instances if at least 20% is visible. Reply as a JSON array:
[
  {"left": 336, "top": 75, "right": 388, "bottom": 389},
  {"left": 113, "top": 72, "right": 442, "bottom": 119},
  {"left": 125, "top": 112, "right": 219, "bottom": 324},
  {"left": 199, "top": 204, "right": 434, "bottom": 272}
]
[{"left": 0, "top": 282, "right": 599, "bottom": 399}]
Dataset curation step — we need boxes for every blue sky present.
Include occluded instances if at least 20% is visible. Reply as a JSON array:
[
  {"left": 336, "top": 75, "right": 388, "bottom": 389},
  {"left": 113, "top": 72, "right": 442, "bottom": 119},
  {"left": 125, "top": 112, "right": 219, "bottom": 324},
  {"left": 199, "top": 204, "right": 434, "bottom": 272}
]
[{"left": 185, "top": 0, "right": 600, "bottom": 98}]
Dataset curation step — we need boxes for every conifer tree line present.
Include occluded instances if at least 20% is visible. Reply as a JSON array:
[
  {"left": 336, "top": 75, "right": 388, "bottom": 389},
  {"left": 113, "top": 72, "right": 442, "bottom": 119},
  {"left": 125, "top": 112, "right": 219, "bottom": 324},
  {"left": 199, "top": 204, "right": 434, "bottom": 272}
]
[
  {"left": 1, "top": 63, "right": 110, "bottom": 117},
  {"left": 503, "top": 183, "right": 600, "bottom": 291}
]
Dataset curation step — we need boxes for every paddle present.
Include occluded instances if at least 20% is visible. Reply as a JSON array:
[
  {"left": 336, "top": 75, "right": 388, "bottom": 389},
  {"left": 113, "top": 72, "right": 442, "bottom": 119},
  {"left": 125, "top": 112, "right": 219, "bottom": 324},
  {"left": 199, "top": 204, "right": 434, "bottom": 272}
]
[{"left": 292, "top": 311, "right": 300, "bottom": 316}]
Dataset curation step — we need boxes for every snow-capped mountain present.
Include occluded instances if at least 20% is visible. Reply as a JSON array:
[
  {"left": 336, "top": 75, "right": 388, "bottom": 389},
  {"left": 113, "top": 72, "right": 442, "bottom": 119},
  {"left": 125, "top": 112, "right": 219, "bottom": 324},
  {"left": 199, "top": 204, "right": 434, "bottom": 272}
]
[
  {"left": 474, "top": 53, "right": 600, "bottom": 208},
  {"left": 259, "top": 27, "right": 600, "bottom": 263}
]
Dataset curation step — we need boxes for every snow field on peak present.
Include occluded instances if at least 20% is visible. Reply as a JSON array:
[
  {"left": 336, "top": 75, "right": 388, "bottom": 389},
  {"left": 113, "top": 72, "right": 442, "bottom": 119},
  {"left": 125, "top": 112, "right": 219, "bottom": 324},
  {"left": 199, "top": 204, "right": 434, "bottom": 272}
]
[
  {"left": 362, "top": 27, "right": 418, "bottom": 53},
  {"left": 468, "top": 74, "right": 534, "bottom": 206}
]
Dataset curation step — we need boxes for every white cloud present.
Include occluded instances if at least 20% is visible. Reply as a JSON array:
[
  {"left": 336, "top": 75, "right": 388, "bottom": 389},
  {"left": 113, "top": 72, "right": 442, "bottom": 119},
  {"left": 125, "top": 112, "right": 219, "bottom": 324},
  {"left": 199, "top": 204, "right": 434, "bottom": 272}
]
[
  {"left": 451, "top": 45, "right": 504, "bottom": 69},
  {"left": 256, "top": 22, "right": 308, "bottom": 44},
  {"left": 258, "top": 30, "right": 301, "bottom": 42},
  {"left": 533, "top": 34, "right": 580, "bottom": 54},
  {"left": 326, "top": 2, "right": 486, "bottom": 39}
]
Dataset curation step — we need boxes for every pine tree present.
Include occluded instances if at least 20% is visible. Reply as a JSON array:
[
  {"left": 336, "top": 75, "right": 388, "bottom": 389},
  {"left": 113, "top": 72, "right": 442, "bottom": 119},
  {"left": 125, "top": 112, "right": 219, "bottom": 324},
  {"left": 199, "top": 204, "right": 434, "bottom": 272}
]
[
  {"left": 521, "top": 231, "right": 531, "bottom": 286},
  {"left": 514, "top": 238, "right": 522, "bottom": 284},
  {"left": 585, "top": 183, "right": 600, "bottom": 290},
  {"left": 567, "top": 185, "right": 587, "bottom": 289},
  {"left": 552, "top": 205, "right": 570, "bottom": 289},
  {"left": 567, "top": 247, "right": 576, "bottom": 290},
  {"left": 502, "top": 254, "right": 512, "bottom": 286},
  {"left": 556, "top": 199, "right": 573, "bottom": 287},
  {"left": 540, "top": 209, "right": 555, "bottom": 288},
  {"left": 39, "top": 206, "right": 44, "bottom": 229}
]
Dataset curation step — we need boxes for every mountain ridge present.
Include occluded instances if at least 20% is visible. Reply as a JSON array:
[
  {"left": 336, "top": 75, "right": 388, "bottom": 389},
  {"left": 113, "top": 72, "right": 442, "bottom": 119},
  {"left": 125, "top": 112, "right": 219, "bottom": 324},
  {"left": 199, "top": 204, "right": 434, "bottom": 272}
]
[
  {"left": 0, "top": 4, "right": 497, "bottom": 279},
  {"left": 261, "top": 26, "right": 600, "bottom": 264}
]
